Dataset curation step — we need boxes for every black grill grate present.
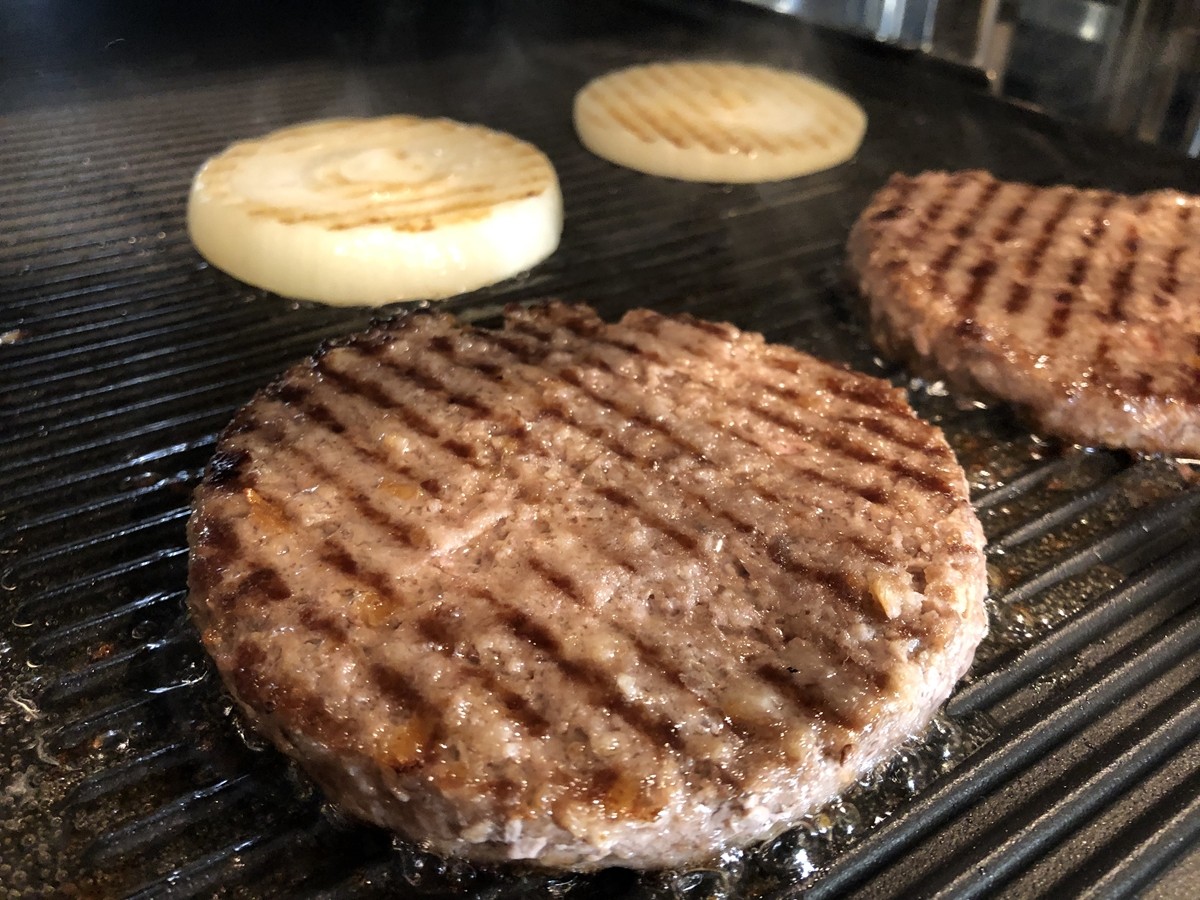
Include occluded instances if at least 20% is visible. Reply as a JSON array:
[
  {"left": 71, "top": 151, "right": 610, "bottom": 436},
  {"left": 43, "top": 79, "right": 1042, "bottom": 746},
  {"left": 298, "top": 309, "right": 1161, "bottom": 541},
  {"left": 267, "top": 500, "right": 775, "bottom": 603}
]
[{"left": 3, "top": 4, "right": 1200, "bottom": 897}]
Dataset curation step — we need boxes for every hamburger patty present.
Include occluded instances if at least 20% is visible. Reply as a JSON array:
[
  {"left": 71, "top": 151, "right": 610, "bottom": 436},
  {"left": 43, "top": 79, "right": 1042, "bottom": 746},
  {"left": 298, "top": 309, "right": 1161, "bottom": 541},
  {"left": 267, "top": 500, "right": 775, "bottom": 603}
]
[
  {"left": 187, "top": 302, "right": 987, "bottom": 870},
  {"left": 848, "top": 169, "right": 1200, "bottom": 456}
]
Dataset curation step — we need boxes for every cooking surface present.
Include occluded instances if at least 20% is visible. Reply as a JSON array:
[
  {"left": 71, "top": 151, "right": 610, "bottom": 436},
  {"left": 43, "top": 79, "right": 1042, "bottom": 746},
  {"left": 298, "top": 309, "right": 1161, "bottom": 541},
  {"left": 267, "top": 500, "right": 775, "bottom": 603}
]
[{"left": 3, "top": 2, "right": 1200, "bottom": 897}]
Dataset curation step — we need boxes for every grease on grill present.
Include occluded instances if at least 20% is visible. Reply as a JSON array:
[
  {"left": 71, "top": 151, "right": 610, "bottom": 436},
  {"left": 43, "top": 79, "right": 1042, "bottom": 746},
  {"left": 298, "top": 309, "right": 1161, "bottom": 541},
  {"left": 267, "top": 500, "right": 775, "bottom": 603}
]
[
  {"left": 252, "top": 710, "right": 996, "bottom": 897},
  {"left": 8, "top": 4, "right": 1200, "bottom": 893}
]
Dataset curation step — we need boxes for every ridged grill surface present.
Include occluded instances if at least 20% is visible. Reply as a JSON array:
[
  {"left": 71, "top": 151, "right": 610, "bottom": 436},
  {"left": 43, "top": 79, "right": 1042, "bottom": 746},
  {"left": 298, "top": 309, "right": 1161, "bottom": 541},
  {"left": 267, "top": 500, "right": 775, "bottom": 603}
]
[{"left": 3, "top": 3, "right": 1200, "bottom": 898}]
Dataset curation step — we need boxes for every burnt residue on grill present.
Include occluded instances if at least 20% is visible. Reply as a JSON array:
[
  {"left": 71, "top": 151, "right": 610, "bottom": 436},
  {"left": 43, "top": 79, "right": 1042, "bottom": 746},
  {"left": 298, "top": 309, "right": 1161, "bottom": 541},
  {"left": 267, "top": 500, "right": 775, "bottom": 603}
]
[{"left": 4, "top": 0, "right": 1200, "bottom": 896}]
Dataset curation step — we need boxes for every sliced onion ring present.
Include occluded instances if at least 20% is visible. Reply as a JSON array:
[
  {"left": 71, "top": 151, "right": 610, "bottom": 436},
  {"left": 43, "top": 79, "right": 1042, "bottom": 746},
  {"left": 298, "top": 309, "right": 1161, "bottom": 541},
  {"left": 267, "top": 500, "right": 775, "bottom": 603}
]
[
  {"left": 574, "top": 62, "right": 867, "bottom": 183},
  {"left": 188, "top": 117, "right": 562, "bottom": 307}
]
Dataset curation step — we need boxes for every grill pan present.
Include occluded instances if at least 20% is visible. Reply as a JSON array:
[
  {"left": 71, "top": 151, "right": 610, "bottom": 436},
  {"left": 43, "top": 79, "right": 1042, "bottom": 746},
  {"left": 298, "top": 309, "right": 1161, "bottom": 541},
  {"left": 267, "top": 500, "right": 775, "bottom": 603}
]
[{"left": 3, "top": 2, "right": 1200, "bottom": 897}]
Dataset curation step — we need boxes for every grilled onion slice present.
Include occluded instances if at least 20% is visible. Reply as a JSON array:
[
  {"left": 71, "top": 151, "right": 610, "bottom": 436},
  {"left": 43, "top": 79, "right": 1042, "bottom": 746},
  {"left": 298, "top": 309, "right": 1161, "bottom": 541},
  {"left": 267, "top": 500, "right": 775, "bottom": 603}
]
[
  {"left": 187, "top": 117, "right": 562, "bottom": 306},
  {"left": 574, "top": 62, "right": 866, "bottom": 183}
]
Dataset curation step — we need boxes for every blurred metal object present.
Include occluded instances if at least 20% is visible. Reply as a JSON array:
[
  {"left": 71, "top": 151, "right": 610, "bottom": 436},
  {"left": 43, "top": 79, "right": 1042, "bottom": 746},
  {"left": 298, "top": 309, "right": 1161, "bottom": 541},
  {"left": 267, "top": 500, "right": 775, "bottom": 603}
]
[
  {"left": 927, "top": 0, "right": 1005, "bottom": 68},
  {"left": 739, "top": 0, "right": 1200, "bottom": 156},
  {"left": 987, "top": 1, "right": 1126, "bottom": 118},
  {"left": 981, "top": 0, "right": 1200, "bottom": 156},
  {"left": 1017, "top": 0, "right": 1121, "bottom": 40},
  {"left": 735, "top": 0, "right": 941, "bottom": 48},
  {"left": 1106, "top": 6, "right": 1200, "bottom": 153}
]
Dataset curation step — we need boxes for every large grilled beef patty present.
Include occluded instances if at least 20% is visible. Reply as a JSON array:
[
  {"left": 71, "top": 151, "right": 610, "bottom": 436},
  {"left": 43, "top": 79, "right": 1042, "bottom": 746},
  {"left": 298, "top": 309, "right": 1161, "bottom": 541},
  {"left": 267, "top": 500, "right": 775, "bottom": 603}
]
[
  {"left": 187, "top": 302, "right": 987, "bottom": 870},
  {"left": 848, "top": 169, "right": 1200, "bottom": 456}
]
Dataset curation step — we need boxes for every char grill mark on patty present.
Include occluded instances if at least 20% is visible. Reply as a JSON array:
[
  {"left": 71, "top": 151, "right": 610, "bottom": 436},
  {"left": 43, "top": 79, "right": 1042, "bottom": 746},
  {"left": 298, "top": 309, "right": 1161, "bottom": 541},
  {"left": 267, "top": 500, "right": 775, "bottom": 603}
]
[
  {"left": 241, "top": 459, "right": 756, "bottom": 785},
  {"left": 486, "top": 311, "right": 956, "bottom": 643},
  {"left": 217, "top": 350, "right": 862, "bottom": 773},
  {"left": 1105, "top": 220, "right": 1141, "bottom": 325},
  {"left": 507, "top": 339, "right": 927, "bottom": 630},
  {"left": 360, "top": 312, "right": 922, "bottom": 606},
  {"left": 848, "top": 169, "right": 1200, "bottom": 454},
  {"left": 618, "top": 311, "right": 962, "bottom": 498},
  {"left": 989, "top": 187, "right": 1075, "bottom": 317},
  {"left": 991, "top": 184, "right": 1038, "bottom": 244},
  {"left": 268, "top": 381, "right": 447, "bottom": 498},
  {"left": 202, "top": 415, "right": 562, "bottom": 765},
  {"left": 927, "top": 175, "right": 1003, "bottom": 298},
  {"left": 1157, "top": 205, "right": 1192, "bottom": 306},
  {"left": 264, "top": 313, "right": 913, "bottom": 729},
  {"left": 189, "top": 303, "right": 988, "bottom": 869},
  {"left": 492, "top": 309, "right": 978, "bottom": 635},
  {"left": 198, "top": 487, "right": 455, "bottom": 761},
  {"left": 1045, "top": 192, "right": 1119, "bottom": 340},
  {"left": 511, "top": 306, "right": 959, "bottom": 525},
  {"left": 911, "top": 171, "right": 969, "bottom": 247},
  {"left": 1018, "top": 191, "right": 1079, "bottom": 284},
  {"left": 354, "top": 322, "right": 886, "bottom": 730},
  {"left": 452, "top": 322, "right": 901, "bottom": 603}
]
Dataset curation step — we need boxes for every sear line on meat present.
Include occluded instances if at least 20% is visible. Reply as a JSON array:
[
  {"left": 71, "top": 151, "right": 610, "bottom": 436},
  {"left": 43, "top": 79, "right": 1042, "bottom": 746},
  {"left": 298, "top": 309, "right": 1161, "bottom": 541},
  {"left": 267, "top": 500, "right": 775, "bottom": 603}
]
[
  {"left": 187, "top": 302, "right": 987, "bottom": 870},
  {"left": 848, "top": 169, "right": 1200, "bottom": 456}
]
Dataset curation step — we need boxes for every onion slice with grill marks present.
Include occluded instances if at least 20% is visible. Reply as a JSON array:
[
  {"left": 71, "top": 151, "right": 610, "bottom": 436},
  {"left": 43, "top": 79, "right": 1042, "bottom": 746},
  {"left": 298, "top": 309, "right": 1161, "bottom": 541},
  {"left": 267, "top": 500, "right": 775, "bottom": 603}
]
[
  {"left": 187, "top": 117, "right": 562, "bottom": 307},
  {"left": 573, "top": 62, "right": 867, "bottom": 183}
]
